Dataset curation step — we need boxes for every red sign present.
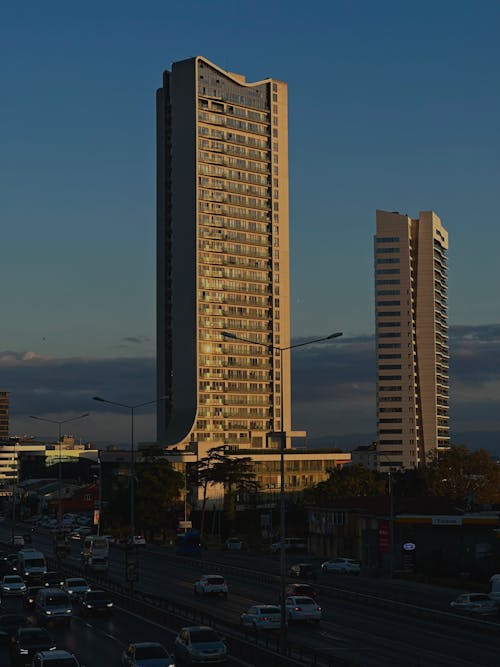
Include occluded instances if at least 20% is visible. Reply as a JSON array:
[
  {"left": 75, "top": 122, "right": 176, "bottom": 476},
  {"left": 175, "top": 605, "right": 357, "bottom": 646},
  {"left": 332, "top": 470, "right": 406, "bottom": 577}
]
[{"left": 378, "top": 520, "right": 390, "bottom": 553}]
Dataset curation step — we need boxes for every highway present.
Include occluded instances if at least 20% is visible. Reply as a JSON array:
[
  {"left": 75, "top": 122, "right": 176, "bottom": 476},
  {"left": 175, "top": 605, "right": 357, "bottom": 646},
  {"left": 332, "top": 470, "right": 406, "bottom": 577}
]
[{"left": 2, "top": 525, "right": 500, "bottom": 666}]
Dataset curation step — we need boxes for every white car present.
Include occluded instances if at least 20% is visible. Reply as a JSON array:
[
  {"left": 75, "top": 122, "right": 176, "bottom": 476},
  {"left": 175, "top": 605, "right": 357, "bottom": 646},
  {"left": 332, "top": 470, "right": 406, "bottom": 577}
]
[
  {"left": 62, "top": 577, "right": 90, "bottom": 598},
  {"left": 1, "top": 574, "right": 27, "bottom": 596},
  {"left": 224, "top": 537, "right": 245, "bottom": 551},
  {"left": 32, "top": 650, "right": 82, "bottom": 666},
  {"left": 321, "top": 557, "right": 361, "bottom": 575},
  {"left": 450, "top": 593, "right": 498, "bottom": 615},
  {"left": 285, "top": 595, "right": 322, "bottom": 623},
  {"left": 121, "top": 641, "right": 173, "bottom": 666},
  {"left": 194, "top": 575, "right": 228, "bottom": 598},
  {"left": 240, "top": 604, "right": 281, "bottom": 630}
]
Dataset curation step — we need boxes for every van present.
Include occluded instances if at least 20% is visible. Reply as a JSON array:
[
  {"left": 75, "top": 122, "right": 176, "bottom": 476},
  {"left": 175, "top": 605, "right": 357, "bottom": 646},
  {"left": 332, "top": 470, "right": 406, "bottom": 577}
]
[
  {"left": 17, "top": 548, "right": 47, "bottom": 582},
  {"left": 270, "top": 538, "right": 308, "bottom": 554},
  {"left": 35, "top": 588, "right": 72, "bottom": 625}
]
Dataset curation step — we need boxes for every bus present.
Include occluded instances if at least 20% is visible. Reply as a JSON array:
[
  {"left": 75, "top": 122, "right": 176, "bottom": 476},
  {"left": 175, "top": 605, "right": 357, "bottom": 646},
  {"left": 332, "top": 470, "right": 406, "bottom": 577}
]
[{"left": 176, "top": 530, "right": 202, "bottom": 557}]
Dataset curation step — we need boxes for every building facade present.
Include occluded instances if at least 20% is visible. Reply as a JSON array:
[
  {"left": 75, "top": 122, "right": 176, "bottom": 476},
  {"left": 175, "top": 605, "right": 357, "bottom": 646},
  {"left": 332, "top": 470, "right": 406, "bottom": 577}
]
[
  {"left": 0, "top": 392, "right": 9, "bottom": 439},
  {"left": 374, "top": 210, "right": 449, "bottom": 471},
  {"left": 156, "top": 56, "right": 292, "bottom": 451}
]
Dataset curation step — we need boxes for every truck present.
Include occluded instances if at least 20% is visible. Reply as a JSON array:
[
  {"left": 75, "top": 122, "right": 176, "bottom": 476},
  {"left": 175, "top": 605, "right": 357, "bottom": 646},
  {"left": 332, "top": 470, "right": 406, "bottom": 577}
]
[
  {"left": 81, "top": 536, "right": 109, "bottom": 569},
  {"left": 17, "top": 548, "right": 47, "bottom": 582}
]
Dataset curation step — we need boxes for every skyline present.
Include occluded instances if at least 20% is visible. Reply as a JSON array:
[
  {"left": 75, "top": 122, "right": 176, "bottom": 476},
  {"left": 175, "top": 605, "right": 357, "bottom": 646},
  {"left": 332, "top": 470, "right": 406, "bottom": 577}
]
[{"left": 2, "top": 1, "right": 499, "bottom": 449}]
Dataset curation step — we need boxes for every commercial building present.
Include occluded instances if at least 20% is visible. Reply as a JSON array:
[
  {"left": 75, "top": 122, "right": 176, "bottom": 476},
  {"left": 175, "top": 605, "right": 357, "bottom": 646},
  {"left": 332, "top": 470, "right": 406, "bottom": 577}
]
[
  {"left": 0, "top": 392, "right": 9, "bottom": 439},
  {"left": 374, "top": 210, "right": 449, "bottom": 471}
]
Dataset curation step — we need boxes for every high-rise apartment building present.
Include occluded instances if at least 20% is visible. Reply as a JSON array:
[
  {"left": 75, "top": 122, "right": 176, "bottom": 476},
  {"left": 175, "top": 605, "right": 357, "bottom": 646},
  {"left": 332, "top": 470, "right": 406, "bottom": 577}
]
[
  {"left": 156, "top": 56, "right": 292, "bottom": 451},
  {"left": 0, "top": 392, "right": 8, "bottom": 439},
  {"left": 374, "top": 210, "right": 449, "bottom": 471}
]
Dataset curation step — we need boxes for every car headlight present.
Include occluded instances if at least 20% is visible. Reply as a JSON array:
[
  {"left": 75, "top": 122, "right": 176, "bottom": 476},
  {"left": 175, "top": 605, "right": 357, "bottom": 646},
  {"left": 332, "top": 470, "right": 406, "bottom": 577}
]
[
  {"left": 67, "top": 590, "right": 73, "bottom": 594},
  {"left": 3, "top": 586, "right": 10, "bottom": 590},
  {"left": 86, "top": 604, "right": 93, "bottom": 608},
  {"left": 66, "top": 608, "right": 72, "bottom": 613},
  {"left": 106, "top": 602, "right": 113, "bottom": 607},
  {"left": 20, "top": 649, "right": 28, "bottom": 655},
  {"left": 46, "top": 610, "right": 52, "bottom": 615}
]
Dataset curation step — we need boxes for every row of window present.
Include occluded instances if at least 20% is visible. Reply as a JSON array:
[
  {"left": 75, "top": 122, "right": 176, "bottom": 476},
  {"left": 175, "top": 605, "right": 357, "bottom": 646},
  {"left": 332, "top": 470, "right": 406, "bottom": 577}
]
[{"left": 199, "top": 149, "right": 270, "bottom": 174}]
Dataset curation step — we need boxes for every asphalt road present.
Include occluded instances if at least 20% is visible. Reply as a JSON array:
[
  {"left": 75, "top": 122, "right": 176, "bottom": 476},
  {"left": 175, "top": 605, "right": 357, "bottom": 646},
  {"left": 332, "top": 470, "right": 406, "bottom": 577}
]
[{"left": 3, "top": 525, "right": 500, "bottom": 667}]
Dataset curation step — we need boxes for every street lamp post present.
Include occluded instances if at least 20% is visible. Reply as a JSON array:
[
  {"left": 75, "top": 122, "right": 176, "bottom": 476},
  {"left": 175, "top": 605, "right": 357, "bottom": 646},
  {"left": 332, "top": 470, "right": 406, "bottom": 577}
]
[
  {"left": 30, "top": 413, "right": 89, "bottom": 528},
  {"left": 222, "top": 330, "right": 342, "bottom": 652},
  {"left": 92, "top": 396, "right": 169, "bottom": 543}
]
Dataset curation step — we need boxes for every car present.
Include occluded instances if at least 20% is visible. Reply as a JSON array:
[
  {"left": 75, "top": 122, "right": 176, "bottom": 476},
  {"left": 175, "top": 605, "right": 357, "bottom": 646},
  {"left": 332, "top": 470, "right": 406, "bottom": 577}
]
[
  {"left": 12, "top": 536, "right": 25, "bottom": 549},
  {"left": 288, "top": 563, "right": 316, "bottom": 580},
  {"left": 130, "top": 536, "right": 146, "bottom": 546},
  {"left": 31, "top": 649, "right": 82, "bottom": 666},
  {"left": 285, "top": 583, "right": 318, "bottom": 600},
  {"left": 11, "top": 626, "right": 56, "bottom": 664},
  {"left": 450, "top": 593, "right": 498, "bottom": 615},
  {"left": 0, "top": 553, "right": 19, "bottom": 575},
  {"left": 269, "top": 538, "right": 307, "bottom": 554},
  {"left": 121, "top": 642, "right": 173, "bottom": 666},
  {"left": 174, "top": 626, "right": 228, "bottom": 665},
  {"left": 62, "top": 578, "right": 90, "bottom": 599},
  {"left": 321, "top": 557, "right": 361, "bottom": 575},
  {"left": 24, "top": 586, "right": 44, "bottom": 609},
  {"left": 224, "top": 537, "right": 245, "bottom": 551},
  {"left": 78, "top": 590, "right": 113, "bottom": 617},
  {"left": 1, "top": 575, "right": 27, "bottom": 596},
  {"left": 285, "top": 596, "right": 322, "bottom": 624},
  {"left": 42, "top": 572, "right": 64, "bottom": 589},
  {"left": 194, "top": 575, "right": 228, "bottom": 597},
  {"left": 240, "top": 604, "right": 281, "bottom": 630},
  {"left": 0, "top": 614, "right": 29, "bottom": 643},
  {"left": 34, "top": 588, "right": 72, "bottom": 626}
]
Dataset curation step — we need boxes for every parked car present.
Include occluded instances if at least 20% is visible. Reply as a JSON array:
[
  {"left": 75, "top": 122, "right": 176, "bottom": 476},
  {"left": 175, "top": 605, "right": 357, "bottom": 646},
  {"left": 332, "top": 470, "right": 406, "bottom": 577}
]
[
  {"left": 194, "top": 575, "right": 228, "bottom": 598},
  {"left": 321, "top": 557, "right": 361, "bottom": 575},
  {"left": 174, "top": 626, "right": 228, "bottom": 664},
  {"left": 62, "top": 578, "right": 90, "bottom": 599},
  {"left": 285, "top": 596, "right": 322, "bottom": 624},
  {"left": 78, "top": 590, "right": 113, "bottom": 617},
  {"left": 270, "top": 538, "right": 307, "bottom": 554},
  {"left": 288, "top": 563, "right": 316, "bottom": 580},
  {"left": 240, "top": 604, "right": 281, "bottom": 630},
  {"left": 224, "top": 537, "right": 245, "bottom": 551},
  {"left": 1, "top": 575, "right": 27, "bottom": 596},
  {"left": 120, "top": 641, "right": 173, "bottom": 666},
  {"left": 450, "top": 593, "right": 498, "bottom": 615},
  {"left": 31, "top": 650, "right": 82, "bottom": 666},
  {"left": 11, "top": 626, "right": 56, "bottom": 664},
  {"left": 285, "top": 583, "right": 317, "bottom": 600},
  {"left": 0, "top": 614, "right": 29, "bottom": 643}
]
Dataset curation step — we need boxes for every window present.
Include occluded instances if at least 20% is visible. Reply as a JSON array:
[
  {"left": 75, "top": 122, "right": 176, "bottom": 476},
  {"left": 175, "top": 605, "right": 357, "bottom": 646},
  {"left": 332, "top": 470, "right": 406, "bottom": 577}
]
[
  {"left": 376, "top": 280, "right": 400, "bottom": 285},
  {"left": 377, "top": 289, "right": 400, "bottom": 295},
  {"left": 376, "top": 258, "right": 400, "bottom": 264},
  {"left": 376, "top": 269, "right": 400, "bottom": 275},
  {"left": 376, "top": 236, "right": 400, "bottom": 243}
]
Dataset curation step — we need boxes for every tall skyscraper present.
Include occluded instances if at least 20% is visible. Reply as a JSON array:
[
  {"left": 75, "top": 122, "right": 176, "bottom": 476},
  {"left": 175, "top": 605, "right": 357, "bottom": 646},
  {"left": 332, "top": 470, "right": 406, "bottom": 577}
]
[
  {"left": 374, "top": 210, "right": 449, "bottom": 470},
  {"left": 0, "top": 392, "right": 8, "bottom": 439},
  {"left": 156, "top": 56, "right": 292, "bottom": 451}
]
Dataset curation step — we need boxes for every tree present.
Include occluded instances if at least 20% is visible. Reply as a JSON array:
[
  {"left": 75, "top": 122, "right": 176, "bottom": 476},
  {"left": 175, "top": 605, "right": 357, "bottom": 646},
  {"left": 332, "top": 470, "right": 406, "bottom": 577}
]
[
  {"left": 189, "top": 446, "right": 227, "bottom": 540},
  {"left": 134, "top": 452, "right": 183, "bottom": 538},
  {"left": 302, "top": 464, "right": 387, "bottom": 505}
]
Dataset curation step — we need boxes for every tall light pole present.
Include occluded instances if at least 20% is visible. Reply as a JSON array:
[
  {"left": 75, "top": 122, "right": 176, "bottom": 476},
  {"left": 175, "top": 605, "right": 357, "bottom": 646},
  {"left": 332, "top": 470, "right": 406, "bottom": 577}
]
[
  {"left": 30, "top": 413, "right": 89, "bottom": 528},
  {"left": 92, "top": 396, "right": 168, "bottom": 543},
  {"left": 222, "top": 330, "right": 342, "bottom": 652}
]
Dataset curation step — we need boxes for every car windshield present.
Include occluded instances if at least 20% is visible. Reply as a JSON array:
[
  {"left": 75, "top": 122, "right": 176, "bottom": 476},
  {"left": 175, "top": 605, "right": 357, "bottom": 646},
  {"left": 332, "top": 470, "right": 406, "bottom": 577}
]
[
  {"left": 206, "top": 576, "right": 224, "bottom": 584},
  {"left": 190, "top": 629, "right": 219, "bottom": 643},
  {"left": 46, "top": 594, "right": 68, "bottom": 605},
  {"left": 4, "top": 576, "right": 22, "bottom": 583},
  {"left": 20, "top": 629, "right": 50, "bottom": 644},
  {"left": 68, "top": 579, "right": 86, "bottom": 587},
  {"left": 470, "top": 594, "right": 490, "bottom": 602},
  {"left": 260, "top": 606, "right": 280, "bottom": 614},
  {"left": 295, "top": 586, "right": 313, "bottom": 593},
  {"left": 295, "top": 597, "right": 315, "bottom": 604},
  {"left": 135, "top": 646, "right": 168, "bottom": 659},
  {"left": 87, "top": 592, "right": 108, "bottom": 601}
]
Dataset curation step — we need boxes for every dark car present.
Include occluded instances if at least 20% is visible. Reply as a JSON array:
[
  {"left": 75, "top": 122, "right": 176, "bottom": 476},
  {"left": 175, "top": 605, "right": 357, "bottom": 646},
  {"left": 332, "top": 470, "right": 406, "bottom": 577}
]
[
  {"left": 285, "top": 583, "right": 318, "bottom": 600},
  {"left": 0, "top": 553, "right": 19, "bottom": 575},
  {"left": 42, "top": 572, "right": 64, "bottom": 589},
  {"left": 11, "top": 626, "right": 56, "bottom": 665},
  {"left": 0, "top": 614, "right": 29, "bottom": 643},
  {"left": 288, "top": 563, "right": 316, "bottom": 580},
  {"left": 78, "top": 590, "right": 113, "bottom": 617},
  {"left": 24, "top": 586, "right": 44, "bottom": 609}
]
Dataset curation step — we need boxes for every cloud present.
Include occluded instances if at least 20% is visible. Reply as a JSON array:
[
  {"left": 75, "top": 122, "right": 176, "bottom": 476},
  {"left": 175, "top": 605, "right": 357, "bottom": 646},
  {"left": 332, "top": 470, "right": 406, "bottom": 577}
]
[
  {"left": 2, "top": 323, "right": 500, "bottom": 448},
  {"left": 121, "top": 336, "right": 151, "bottom": 344}
]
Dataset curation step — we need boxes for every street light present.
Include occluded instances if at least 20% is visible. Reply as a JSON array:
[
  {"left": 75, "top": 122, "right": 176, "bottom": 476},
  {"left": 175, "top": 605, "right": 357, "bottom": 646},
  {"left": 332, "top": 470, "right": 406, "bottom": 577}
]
[
  {"left": 92, "top": 395, "right": 169, "bottom": 543},
  {"left": 30, "top": 413, "right": 89, "bottom": 528},
  {"left": 222, "top": 330, "right": 342, "bottom": 651}
]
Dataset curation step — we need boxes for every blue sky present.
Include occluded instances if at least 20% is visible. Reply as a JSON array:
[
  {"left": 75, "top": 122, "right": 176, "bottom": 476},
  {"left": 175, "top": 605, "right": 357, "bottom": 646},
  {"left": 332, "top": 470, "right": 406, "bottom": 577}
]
[{"left": 1, "top": 1, "right": 499, "bottom": 448}]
